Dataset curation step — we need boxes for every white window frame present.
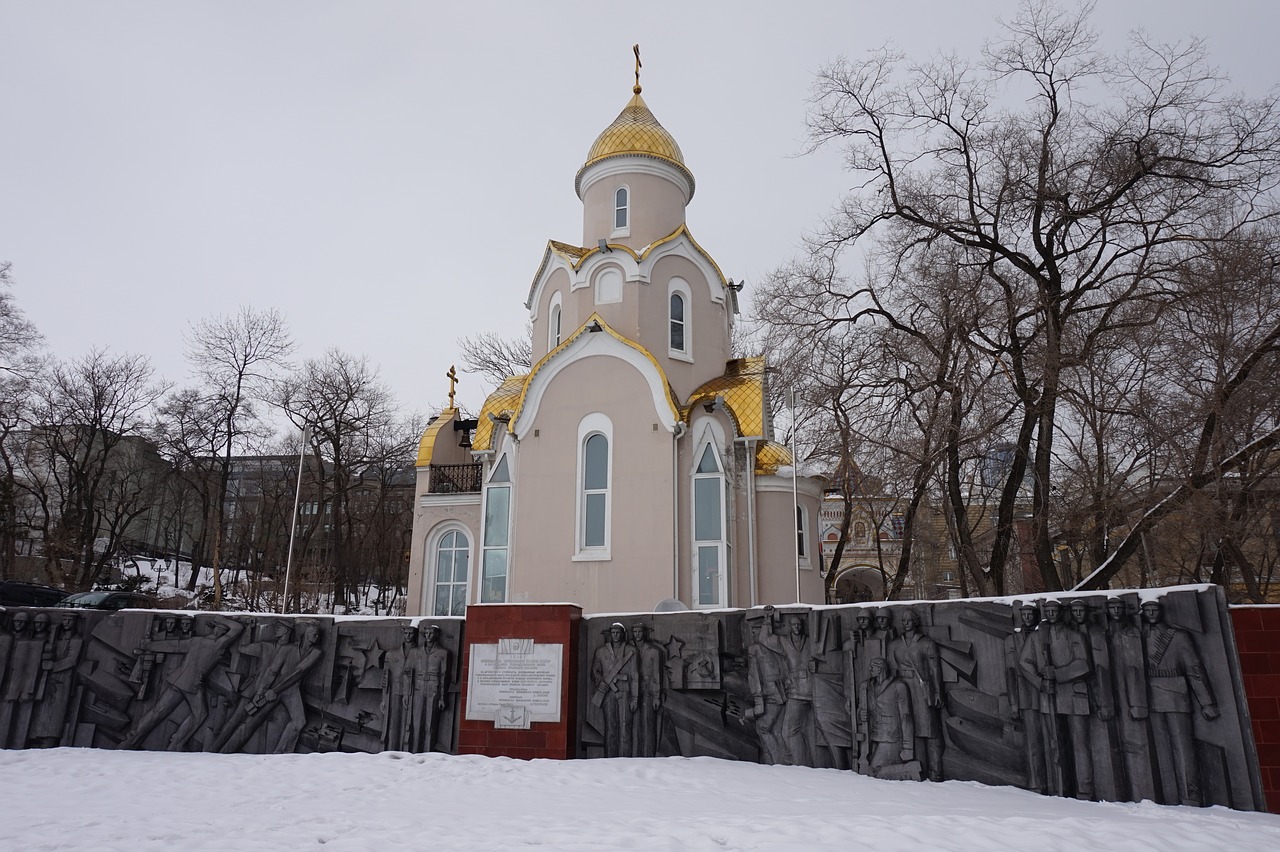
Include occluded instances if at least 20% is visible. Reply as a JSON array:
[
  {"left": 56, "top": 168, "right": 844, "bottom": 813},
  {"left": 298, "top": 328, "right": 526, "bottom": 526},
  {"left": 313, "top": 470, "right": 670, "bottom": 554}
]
[
  {"left": 797, "top": 505, "right": 812, "bottom": 569},
  {"left": 612, "top": 184, "right": 630, "bottom": 238},
  {"left": 574, "top": 412, "right": 613, "bottom": 560},
  {"left": 690, "top": 423, "right": 728, "bottom": 608},
  {"left": 479, "top": 452, "right": 513, "bottom": 602},
  {"left": 668, "top": 277, "right": 692, "bottom": 361},
  {"left": 425, "top": 523, "right": 472, "bottom": 617},
  {"left": 548, "top": 291, "right": 563, "bottom": 351}
]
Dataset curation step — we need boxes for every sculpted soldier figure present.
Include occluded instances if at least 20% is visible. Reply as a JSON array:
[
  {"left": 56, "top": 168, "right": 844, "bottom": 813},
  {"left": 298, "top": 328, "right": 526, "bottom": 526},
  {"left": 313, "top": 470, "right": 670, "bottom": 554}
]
[
  {"left": 591, "top": 623, "right": 637, "bottom": 758},
  {"left": 28, "top": 613, "right": 85, "bottom": 748},
  {"left": 747, "top": 622, "right": 790, "bottom": 765},
  {"left": 1105, "top": 597, "right": 1154, "bottom": 801},
  {"left": 888, "top": 608, "right": 943, "bottom": 781},
  {"left": 215, "top": 620, "right": 323, "bottom": 754},
  {"left": 1019, "top": 600, "right": 1094, "bottom": 799},
  {"left": 0, "top": 611, "right": 48, "bottom": 748},
  {"left": 844, "top": 610, "right": 873, "bottom": 770},
  {"left": 860, "top": 657, "right": 917, "bottom": 779},
  {"left": 1140, "top": 599, "right": 1219, "bottom": 806},
  {"left": 756, "top": 609, "right": 817, "bottom": 766},
  {"left": 381, "top": 624, "right": 421, "bottom": 751},
  {"left": 121, "top": 616, "right": 245, "bottom": 750},
  {"left": 630, "top": 622, "right": 665, "bottom": 757},
  {"left": 1005, "top": 603, "right": 1047, "bottom": 794},
  {"left": 1069, "top": 601, "right": 1115, "bottom": 722},
  {"left": 409, "top": 624, "right": 450, "bottom": 753},
  {"left": 872, "top": 609, "right": 896, "bottom": 645}
]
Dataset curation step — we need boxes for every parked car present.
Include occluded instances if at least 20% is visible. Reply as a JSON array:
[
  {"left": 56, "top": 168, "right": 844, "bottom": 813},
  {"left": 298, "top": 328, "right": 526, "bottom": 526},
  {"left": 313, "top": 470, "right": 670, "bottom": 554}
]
[
  {"left": 0, "top": 580, "right": 69, "bottom": 607},
  {"left": 60, "top": 591, "right": 157, "bottom": 611}
]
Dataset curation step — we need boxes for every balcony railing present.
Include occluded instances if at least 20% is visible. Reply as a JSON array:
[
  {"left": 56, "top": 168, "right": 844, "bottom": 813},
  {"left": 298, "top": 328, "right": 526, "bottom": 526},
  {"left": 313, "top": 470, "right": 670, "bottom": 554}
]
[{"left": 428, "top": 463, "right": 482, "bottom": 494}]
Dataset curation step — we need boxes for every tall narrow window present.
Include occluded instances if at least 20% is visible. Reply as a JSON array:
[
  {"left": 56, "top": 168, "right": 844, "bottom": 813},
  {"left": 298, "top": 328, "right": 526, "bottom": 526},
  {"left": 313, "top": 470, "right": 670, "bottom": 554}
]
[
  {"left": 692, "top": 442, "right": 726, "bottom": 606},
  {"left": 481, "top": 455, "right": 511, "bottom": 602},
  {"left": 582, "top": 434, "right": 609, "bottom": 549},
  {"left": 796, "top": 506, "right": 809, "bottom": 561},
  {"left": 547, "top": 290, "right": 563, "bottom": 350},
  {"left": 670, "top": 292, "right": 686, "bottom": 353},
  {"left": 432, "top": 529, "right": 469, "bottom": 616},
  {"left": 614, "top": 186, "right": 629, "bottom": 230},
  {"left": 668, "top": 278, "right": 691, "bottom": 357}
]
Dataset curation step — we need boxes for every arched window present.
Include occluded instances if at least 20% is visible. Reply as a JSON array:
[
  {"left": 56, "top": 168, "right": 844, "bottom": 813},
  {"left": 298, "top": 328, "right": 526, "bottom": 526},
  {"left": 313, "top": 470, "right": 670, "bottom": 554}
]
[
  {"left": 431, "top": 528, "right": 470, "bottom": 616},
  {"left": 668, "top": 278, "right": 691, "bottom": 358},
  {"left": 582, "top": 434, "right": 609, "bottom": 549},
  {"left": 576, "top": 413, "right": 613, "bottom": 557},
  {"left": 692, "top": 440, "right": 726, "bottom": 606},
  {"left": 548, "top": 291, "right": 563, "bottom": 350},
  {"left": 480, "top": 454, "right": 511, "bottom": 602},
  {"left": 614, "top": 186, "right": 629, "bottom": 230},
  {"left": 670, "top": 293, "right": 686, "bottom": 352}
]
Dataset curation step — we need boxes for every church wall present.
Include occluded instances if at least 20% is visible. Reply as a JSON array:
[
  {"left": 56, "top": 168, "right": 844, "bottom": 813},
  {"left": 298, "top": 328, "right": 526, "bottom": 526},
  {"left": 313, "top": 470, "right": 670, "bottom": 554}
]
[
  {"left": 532, "top": 267, "right": 573, "bottom": 362},
  {"left": 581, "top": 170, "right": 686, "bottom": 251},
  {"left": 408, "top": 499, "right": 481, "bottom": 617},
  {"left": 508, "top": 356, "right": 675, "bottom": 613},
  {"left": 754, "top": 477, "right": 825, "bottom": 605},
  {"left": 645, "top": 253, "right": 732, "bottom": 399}
]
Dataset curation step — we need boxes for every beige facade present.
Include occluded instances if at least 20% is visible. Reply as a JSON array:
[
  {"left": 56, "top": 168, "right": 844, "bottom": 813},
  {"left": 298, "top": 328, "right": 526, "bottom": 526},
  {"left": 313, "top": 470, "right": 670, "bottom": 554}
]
[{"left": 408, "top": 76, "right": 823, "bottom": 616}]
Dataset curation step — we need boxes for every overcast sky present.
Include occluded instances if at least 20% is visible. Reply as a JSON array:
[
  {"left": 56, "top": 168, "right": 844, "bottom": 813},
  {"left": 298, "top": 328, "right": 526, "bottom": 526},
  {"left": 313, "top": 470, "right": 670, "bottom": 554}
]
[{"left": 2, "top": 1, "right": 1276, "bottom": 418}]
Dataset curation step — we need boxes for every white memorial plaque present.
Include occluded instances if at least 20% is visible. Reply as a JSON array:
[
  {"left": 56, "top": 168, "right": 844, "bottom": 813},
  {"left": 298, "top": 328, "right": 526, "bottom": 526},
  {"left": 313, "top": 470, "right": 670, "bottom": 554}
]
[{"left": 466, "top": 640, "right": 563, "bottom": 723}]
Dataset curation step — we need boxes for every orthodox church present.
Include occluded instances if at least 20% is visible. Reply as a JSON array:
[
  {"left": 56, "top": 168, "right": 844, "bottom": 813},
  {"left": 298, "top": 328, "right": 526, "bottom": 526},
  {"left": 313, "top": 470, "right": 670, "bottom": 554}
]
[{"left": 407, "top": 62, "right": 824, "bottom": 616}]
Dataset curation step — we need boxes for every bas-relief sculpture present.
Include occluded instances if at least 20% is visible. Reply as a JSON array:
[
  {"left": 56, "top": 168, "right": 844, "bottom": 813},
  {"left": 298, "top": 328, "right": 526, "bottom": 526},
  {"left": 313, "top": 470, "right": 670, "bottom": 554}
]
[
  {"left": 577, "top": 587, "right": 1264, "bottom": 810},
  {"left": 0, "top": 609, "right": 461, "bottom": 756}
]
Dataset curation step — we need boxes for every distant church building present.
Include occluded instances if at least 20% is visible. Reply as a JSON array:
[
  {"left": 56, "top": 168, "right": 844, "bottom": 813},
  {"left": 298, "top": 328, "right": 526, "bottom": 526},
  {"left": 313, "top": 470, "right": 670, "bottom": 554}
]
[{"left": 407, "top": 64, "right": 824, "bottom": 616}]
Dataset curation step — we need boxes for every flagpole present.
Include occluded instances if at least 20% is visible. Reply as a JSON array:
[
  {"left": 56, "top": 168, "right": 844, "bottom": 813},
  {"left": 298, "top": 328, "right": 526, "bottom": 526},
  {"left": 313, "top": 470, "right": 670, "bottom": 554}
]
[
  {"left": 280, "top": 424, "right": 308, "bottom": 614},
  {"left": 790, "top": 387, "right": 801, "bottom": 603}
]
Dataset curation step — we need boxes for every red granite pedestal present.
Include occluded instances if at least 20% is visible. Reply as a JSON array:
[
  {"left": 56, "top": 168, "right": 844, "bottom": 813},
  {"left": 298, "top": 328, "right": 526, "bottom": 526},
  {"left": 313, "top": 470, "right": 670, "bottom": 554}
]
[{"left": 456, "top": 603, "right": 581, "bottom": 760}]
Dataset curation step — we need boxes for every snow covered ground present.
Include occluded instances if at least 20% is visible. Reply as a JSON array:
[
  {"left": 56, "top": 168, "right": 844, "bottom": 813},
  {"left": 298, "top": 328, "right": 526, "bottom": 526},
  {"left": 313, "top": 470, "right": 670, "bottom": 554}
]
[{"left": 4, "top": 749, "right": 1278, "bottom": 851}]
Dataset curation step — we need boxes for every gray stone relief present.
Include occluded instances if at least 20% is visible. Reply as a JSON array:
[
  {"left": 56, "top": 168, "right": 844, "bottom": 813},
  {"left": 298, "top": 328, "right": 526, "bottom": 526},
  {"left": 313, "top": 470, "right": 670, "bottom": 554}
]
[
  {"left": 0, "top": 609, "right": 461, "bottom": 755},
  {"left": 577, "top": 587, "right": 1264, "bottom": 810}
]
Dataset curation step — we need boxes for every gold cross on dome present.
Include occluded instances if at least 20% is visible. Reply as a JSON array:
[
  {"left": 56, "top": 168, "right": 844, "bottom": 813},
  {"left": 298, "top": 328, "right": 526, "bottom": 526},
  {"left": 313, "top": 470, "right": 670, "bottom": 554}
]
[
  {"left": 633, "top": 44, "right": 642, "bottom": 93},
  {"left": 446, "top": 365, "right": 459, "bottom": 409}
]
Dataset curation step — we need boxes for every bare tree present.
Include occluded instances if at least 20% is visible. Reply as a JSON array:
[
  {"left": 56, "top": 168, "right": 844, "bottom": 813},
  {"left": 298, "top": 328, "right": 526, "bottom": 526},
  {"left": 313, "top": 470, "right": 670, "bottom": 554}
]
[
  {"left": 0, "top": 263, "right": 43, "bottom": 578},
  {"left": 276, "top": 348, "right": 398, "bottom": 610},
  {"left": 21, "top": 349, "right": 167, "bottom": 589},
  {"left": 765, "top": 1, "right": 1280, "bottom": 592},
  {"left": 185, "top": 307, "right": 294, "bottom": 608},
  {"left": 458, "top": 328, "right": 532, "bottom": 386}
]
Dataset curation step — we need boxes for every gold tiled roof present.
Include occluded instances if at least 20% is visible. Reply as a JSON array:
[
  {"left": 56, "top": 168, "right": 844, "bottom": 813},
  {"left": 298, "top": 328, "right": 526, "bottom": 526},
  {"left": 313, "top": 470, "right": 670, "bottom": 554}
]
[
  {"left": 755, "top": 440, "right": 794, "bottom": 476},
  {"left": 683, "top": 357, "right": 769, "bottom": 439},
  {"left": 548, "top": 240, "right": 593, "bottom": 262},
  {"left": 471, "top": 374, "right": 528, "bottom": 452},
  {"left": 584, "top": 92, "right": 685, "bottom": 168},
  {"left": 527, "top": 224, "right": 726, "bottom": 309},
  {"left": 415, "top": 408, "right": 456, "bottom": 467},
  {"left": 575, "top": 91, "right": 695, "bottom": 197}
]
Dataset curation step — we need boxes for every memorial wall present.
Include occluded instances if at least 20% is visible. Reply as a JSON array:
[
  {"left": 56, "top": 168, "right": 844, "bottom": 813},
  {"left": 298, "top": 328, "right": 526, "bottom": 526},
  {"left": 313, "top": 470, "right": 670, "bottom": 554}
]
[
  {"left": 578, "top": 586, "right": 1265, "bottom": 810},
  {"left": 0, "top": 609, "right": 463, "bottom": 755}
]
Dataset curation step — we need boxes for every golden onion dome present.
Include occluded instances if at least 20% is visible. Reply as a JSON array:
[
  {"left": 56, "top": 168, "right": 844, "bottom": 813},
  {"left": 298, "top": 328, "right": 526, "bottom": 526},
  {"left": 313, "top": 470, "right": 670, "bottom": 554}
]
[{"left": 576, "top": 86, "right": 695, "bottom": 198}]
